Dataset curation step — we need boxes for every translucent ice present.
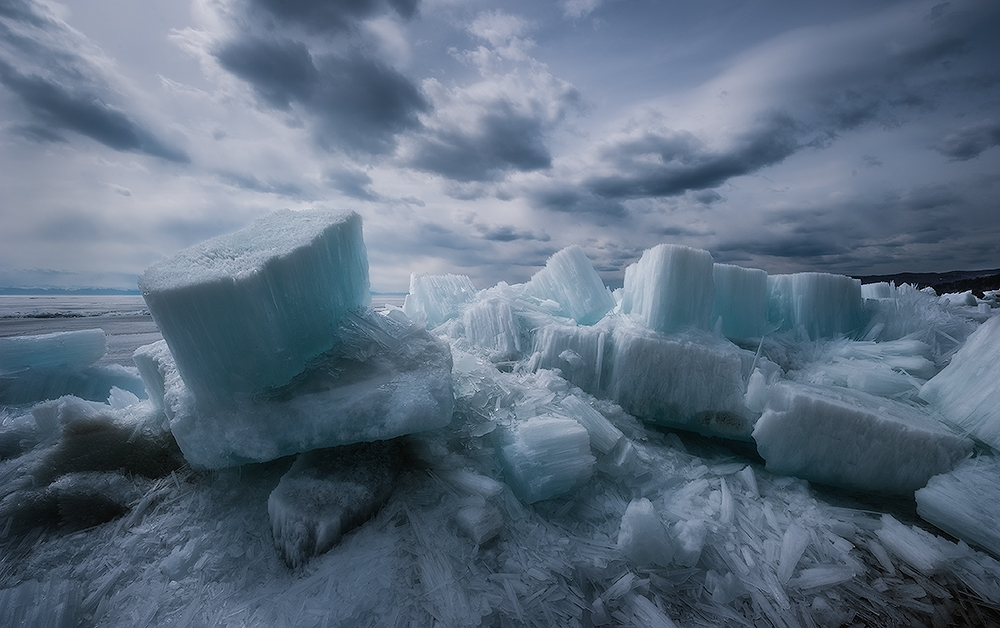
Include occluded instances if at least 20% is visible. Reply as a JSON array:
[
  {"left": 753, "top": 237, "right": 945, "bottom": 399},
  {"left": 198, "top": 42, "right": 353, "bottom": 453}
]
[
  {"left": 528, "top": 323, "right": 608, "bottom": 394},
  {"left": 618, "top": 497, "right": 674, "bottom": 566},
  {"left": 136, "top": 309, "right": 454, "bottom": 469},
  {"left": 607, "top": 324, "right": 758, "bottom": 440},
  {"left": 767, "top": 272, "right": 866, "bottom": 339},
  {"left": 497, "top": 415, "right": 594, "bottom": 503},
  {"left": 753, "top": 381, "right": 972, "bottom": 494},
  {"left": 0, "top": 329, "right": 106, "bottom": 373},
  {"left": 919, "top": 313, "right": 1000, "bottom": 449},
  {"left": 622, "top": 243, "right": 715, "bottom": 334},
  {"left": 524, "top": 245, "right": 615, "bottom": 325},
  {"left": 139, "top": 209, "right": 370, "bottom": 405},
  {"left": 402, "top": 273, "right": 477, "bottom": 328},
  {"left": 916, "top": 456, "right": 1000, "bottom": 559},
  {"left": 712, "top": 263, "right": 768, "bottom": 339}
]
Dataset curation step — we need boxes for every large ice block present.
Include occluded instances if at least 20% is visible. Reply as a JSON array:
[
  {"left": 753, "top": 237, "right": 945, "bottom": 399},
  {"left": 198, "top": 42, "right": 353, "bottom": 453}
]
[
  {"left": 497, "top": 415, "right": 594, "bottom": 504},
  {"left": 462, "top": 298, "right": 523, "bottom": 361},
  {"left": 622, "top": 244, "right": 715, "bottom": 334},
  {"left": 402, "top": 273, "right": 477, "bottom": 329},
  {"left": 524, "top": 245, "right": 615, "bottom": 325},
  {"left": 138, "top": 209, "right": 370, "bottom": 405},
  {"left": 915, "top": 456, "right": 1000, "bottom": 559},
  {"left": 767, "top": 272, "right": 866, "bottom": 338},
  {"left": 135, "top": 310, "right": 454, "bottom": 469},
  {"left": 919, "top": 314, "right": 1000, "bottom": 450},
  {"left": 753, "top": 381, "right": 972, "bottom": 494},
  {"left": 711, "top": 263, "right": 768, "bottom": 339},
  {"left": 0, "top": 329, "right": 107, "bottom": 373},
  {"left": 606, "top": 324, "right": 757, "bottom": 440},
  {"left": 528, "top": 323, "right": 609, "bottom": 394}
]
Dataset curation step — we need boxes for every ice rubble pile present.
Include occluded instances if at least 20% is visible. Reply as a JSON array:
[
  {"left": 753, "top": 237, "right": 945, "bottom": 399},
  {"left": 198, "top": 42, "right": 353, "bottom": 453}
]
[
  {"left": 134, "top": 209, "right": 454, "bottom": 468},
  {"left": 4, "top": 214, "right": 1000, "bottom": 627},
  {"left": 0, "top": 329, "right": 145, "bottom": 404}
]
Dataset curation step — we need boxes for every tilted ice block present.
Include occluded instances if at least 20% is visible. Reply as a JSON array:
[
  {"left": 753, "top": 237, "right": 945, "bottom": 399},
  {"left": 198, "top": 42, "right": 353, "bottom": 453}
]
[
  {"left": 402, "top": 273, "right": 477, "bottom": 329},
  {"left": 606, "top": 324, "right": 757, "bottom": 440},
  {"left": 0, "top": 329, "right": 107, "bottom": 373},
  {"left": 915, "top": 456, "right": 1000, "bottom": 559},
  {"left": 528, "top": 323, "right": 608, "bottom": 394},
  {"left": 753, "top": 381, "right": 972, "bottom": 494},
  {"left": 497, "top": 415, "right": 594, "bottom": 504},
  {"left": 268, "top": 440, "right": 402, "bottom": 568},
  {"left": 137, "top": 310, "right": 454, "bottom": 469},
  {"left": 524, "top": 245, "right": 615, "bottom": 325},
  {"left": 919, "top": 314, "right": 1000, "bottom": 450},
  {"left": 622, "top": 243, "right": 715, "bottom": 334},
  {"left": 767, "top": 272, "right": 866, "bottom": 338},
  {"left": 559, "top": 394, "right": 623, "bottom": 455},
  {"left": 138, "top": 209, "right": 370, "bottom": 405},
  {"left": 712, "top": 263, "right": 768, "bottom": 339}
]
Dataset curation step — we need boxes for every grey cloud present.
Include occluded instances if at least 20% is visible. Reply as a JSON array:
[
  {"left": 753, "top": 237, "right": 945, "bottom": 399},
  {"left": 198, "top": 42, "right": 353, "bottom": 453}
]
[
  {"left": 249, "top": 0, "right": 418, "bottom": 33},
  {"left": 529, "top": 184, "right": 627, "bottom": 217},
  {"left": 325, "top": 168, "right": 381, "bottom": 201},
  {"left": 407, "top": 101, "right": 552, "bottom": 182},
  {"left": 215, "top": 171, "right": 309, "bottom": 198},
  {"left": 0, "top": 2, "right": 188, "bottom": 162},
  {"left": 476, "top": 224, "right": 550, "bottom": 242},
  {"left": 933, "top": 120, "right": 1000, "bottom": 161},
  {"left": 586, "top": 113, "right": 801, "bottom": 200}
]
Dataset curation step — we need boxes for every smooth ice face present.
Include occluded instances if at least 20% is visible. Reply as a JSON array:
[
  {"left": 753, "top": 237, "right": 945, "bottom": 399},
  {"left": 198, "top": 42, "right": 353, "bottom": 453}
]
[
  {"left": 919, "top": 314, "right": 1000, "bottom": 450},
  {"left": 139, "top": 209, "right": 370, "bottom": 405},
  {"left": 524, "top": 245, "right": 615, "bottom": 325},
  {"left": 0, "top": 329, "right": 107, "bottom": 373},
  {"left": 402, "top": 273, "right": 477, "bottom": 329},
  {"left": 497, "top": 415, "right": 594, "bottom": 504},
  {"left": 622, "top": 243, "right": 715, "bottom": 334},
  {"left": 767, "top": 272, "right": 866, "bottom": 339},
  {"left": 712, "top": 264, "right": 768, "bottom": 339},
  {"left": 753, "top": 381, "right": 972, "bottom": 495},
  {"left": 606, "top": 324, "right": 758, "bottom": 440},
  {"left": 137, "top": 310, "right": 454, "bottom": 469}
]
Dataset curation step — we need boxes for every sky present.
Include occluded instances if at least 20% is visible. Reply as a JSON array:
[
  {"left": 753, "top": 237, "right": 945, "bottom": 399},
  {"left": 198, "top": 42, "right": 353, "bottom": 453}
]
[{"left": 1, "top": 0, "right": 999, "bottom": 292}]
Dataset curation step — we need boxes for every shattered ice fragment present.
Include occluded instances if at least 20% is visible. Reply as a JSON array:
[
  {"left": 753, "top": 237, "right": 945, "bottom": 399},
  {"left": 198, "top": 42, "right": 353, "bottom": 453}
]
[
  {"left": 497, "top": 415, "right": 594, "bottom": 504},
  {"left": 524, "top": 245, "right": 615, "bottom": 325},
  {"left": 268, "top": 440, "right": 402, "bottom": 568},
  {"left": 617, "top": 498, "right": 674, "bottom": 567},
  {"left": 915, "top": 456, "right": 1000, "bottom": 559}
]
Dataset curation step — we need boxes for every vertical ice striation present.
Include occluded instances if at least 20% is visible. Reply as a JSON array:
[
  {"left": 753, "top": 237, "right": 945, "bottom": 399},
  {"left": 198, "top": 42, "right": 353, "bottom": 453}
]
[
  {"left": 139, "top": 209, "right": 370, "bottom": 405},
  {"left": 524, "top": 245, "right": 615, "bottom": 325},
  {"left": 402, "top": 273, "right": 477, "bottom": 328},
  {"left": 622, "top": 244, "right": 715, "bottom": 334},
  {"left": 767, "top": 272, "right": 866, "bottom": 339},
  {"left": 919, "top": 314, "right": 1000, "bottom": 450},
  {"left": 712, "top": 263, "right": 768, "bottom": 340},
  {"left": 915, "top": 456, "right": 1000, "bottom": 559}
]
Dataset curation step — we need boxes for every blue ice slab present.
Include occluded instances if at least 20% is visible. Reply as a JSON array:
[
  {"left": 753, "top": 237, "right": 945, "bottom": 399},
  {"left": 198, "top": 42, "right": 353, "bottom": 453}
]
[
  {"left": 767, "top": 272, "right": 866, "bottom": 339},
  {"left": 622, "top": 244, "right": 715, "bottom": 334},
  {"left": 524, "top": 245, "right": 615, "bottom": 325},
  {"left": 712, "top": 263, "right": 768, "bottom": 339},
  {"left": 139, "top": 209, "right": 370, "bottom": 406},
  {"left": 497, "top": 415, "right": 594, "bottom": 504},
  {"left": 0, "top": 329, "right": 106, "bottom": 373}
]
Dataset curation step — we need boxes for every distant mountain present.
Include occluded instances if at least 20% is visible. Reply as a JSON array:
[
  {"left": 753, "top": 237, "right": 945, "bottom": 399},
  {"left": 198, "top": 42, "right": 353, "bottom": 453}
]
[{"left": 853, "top": 268, "right": 1000, "bottom": 297}]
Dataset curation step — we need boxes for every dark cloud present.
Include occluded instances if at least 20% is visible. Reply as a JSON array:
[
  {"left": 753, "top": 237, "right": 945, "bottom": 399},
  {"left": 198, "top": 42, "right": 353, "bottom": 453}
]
[
  {"left": 215, "top": 37, "right": 318, "bottom": 109},
  {"left": 406, "top": 100, "right": 553, "bottom": 182},
  {"left": 528, "top": 184, "right": 627, "bottom": 217},
  {"left": 0, "top": 1, "right": 188, "bottom": 162},
  {"left": 932, "top": 120, "right": 1000, "bottom": 161},
  {"left": 586, "top": 112, "right": 801, "bottom": 200},
  {"left": 249, "top": 0, "right": 418, "bottom": 33}
]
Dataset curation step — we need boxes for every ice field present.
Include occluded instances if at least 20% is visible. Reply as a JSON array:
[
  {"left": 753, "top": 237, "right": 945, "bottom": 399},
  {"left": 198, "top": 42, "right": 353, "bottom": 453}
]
[{"left": 3, "top": 209, "right": 1000, "bottom": 627}]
